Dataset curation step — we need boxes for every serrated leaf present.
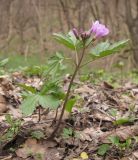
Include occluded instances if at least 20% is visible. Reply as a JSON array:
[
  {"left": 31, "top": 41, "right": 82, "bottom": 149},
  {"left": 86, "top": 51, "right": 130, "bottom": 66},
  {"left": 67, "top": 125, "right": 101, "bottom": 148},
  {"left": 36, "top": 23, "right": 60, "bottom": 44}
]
[
  {"left": 98, "top": 144, "right": 110, "bottom": 156},
  {"left": 65, "top": 98, "right": 76, "bottom": 113},
  {"left": 53, "top": 32, "right": 83, "bottom": 50},
  {"left": 90, "top": 39, "right": 129, "bottom": 59},
  {"left": 45, "top": 52, "right": 66, "bottom": 77},
  {"left": 38, "top": 95, "right": 60, "bottom": 109},
  {"left": 21, "top": 95, "right": 39, "bottom": 116},
  {"left": 40, "top": 80, "right": 60, "bottom": 95},
  {"left": 53, "top": 33, "right": 75, "bottom": 50},
  {"left": 62, "top": 128, "right": 73, "bottom": 138}
]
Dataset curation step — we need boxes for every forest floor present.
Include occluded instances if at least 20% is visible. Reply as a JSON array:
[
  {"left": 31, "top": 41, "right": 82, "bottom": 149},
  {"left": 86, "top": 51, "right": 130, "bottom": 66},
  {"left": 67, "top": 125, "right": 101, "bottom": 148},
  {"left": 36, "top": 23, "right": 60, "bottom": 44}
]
[{"left": 0, "top": 70, "right": 138, "bottom": 160}]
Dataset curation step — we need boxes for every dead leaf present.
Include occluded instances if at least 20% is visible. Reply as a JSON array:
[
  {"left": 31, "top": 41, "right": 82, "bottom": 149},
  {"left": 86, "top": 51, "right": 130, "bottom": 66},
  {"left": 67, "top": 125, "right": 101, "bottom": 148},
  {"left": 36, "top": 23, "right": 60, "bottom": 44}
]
[
  {"left": 77, "top": 127, "right": 103, "bottom": 142},
  {"left": 75, "top": 85, "right": 95, "bottom": 95},
  {"left": 16, "top": 138, "right": 62, "bottom": 160},
  {"left": 103, "top": 81, "right": 114, "bottom": 89},
  {"left": 16, "top": 138, "right": 45, "bottom": 159},
  {"left": 93, "top": 111, "right": 113, "bottom": 121},
  {"left": 132, "top": 88, "right": 138, "bottom": 94},
  {"left": 0, "top": 155, "right": 12, "bottom": 160},
  {"left": 0, "top": 95, "right": 7, "bottom": 113},
  {"left": 8, "top": 105, "right": 22, "bottom": 118},
  {"left": 101, "top": 125, "right": 138, "bottom": 142},
  {"left": 133, "top": 150, "right": 138, "bottom": 158}
]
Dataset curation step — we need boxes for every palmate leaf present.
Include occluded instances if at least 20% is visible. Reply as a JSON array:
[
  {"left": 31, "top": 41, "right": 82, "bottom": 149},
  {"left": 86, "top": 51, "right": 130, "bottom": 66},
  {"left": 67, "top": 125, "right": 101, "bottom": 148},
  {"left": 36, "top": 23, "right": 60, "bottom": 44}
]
[
  {"left": 38, "top": 94, "right": 60, "bottom": 109},
  {"left": 21, "top": 94, "right": 61, "bottom": 116},
  {"left": 53, "top": 33, "right": 75, "bottom": 50},
  {"left": 40, "top": 80, "right": 61, "bottom": 95},
  {"left": 21, "top": 95, "right": 39, "bottom": 116},
  {"left": 44, "top": 52, "right": 66, "bottom": 77},
  {"left": 53, "top": 32, "right": 83, "bottom": 50},
  {"left": 90, "top": 39, "right": 129, "bottom": 59}
]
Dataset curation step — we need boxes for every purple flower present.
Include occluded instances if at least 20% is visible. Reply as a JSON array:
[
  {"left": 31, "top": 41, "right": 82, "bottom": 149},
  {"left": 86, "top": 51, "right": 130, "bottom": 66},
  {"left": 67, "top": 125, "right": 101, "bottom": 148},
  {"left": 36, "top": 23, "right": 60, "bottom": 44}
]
[
  {"left": 80, "top": 30, "right": 91, "bottom": 40},
  {"left": 91, "top": 21, "right": 109, "bottom": 38}
]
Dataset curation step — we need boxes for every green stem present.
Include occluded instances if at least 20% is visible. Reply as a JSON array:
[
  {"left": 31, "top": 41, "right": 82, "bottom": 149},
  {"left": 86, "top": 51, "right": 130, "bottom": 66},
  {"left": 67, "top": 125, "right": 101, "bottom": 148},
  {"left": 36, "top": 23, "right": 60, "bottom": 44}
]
[{"left": 48, "top": 47, "right": 86, "bottom": 139}]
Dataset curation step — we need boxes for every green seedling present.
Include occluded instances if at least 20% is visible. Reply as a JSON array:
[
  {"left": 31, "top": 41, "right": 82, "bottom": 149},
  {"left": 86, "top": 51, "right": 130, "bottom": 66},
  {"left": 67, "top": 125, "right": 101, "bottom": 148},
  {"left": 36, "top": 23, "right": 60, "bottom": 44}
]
[
  {"left": 62, "top": 128, "right": 74, "bottom": 139},
  {"left": 31, "top": 130, "right": 45, "bottom": 140},
  {"left": 0, "top": 115, "right": 21, "bottom": 144}
]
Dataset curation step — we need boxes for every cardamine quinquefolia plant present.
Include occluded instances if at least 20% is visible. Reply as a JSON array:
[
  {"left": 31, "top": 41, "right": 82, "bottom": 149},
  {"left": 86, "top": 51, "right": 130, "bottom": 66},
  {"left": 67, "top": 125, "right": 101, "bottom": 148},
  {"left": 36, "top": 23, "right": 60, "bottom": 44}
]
[{"left": 48, "top": 20, "right": 129, "bottom": 139}]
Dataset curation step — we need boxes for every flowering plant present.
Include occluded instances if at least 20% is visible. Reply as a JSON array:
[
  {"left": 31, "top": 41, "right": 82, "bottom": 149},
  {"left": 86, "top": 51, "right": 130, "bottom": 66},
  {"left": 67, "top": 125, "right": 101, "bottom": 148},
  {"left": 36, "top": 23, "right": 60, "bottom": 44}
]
[
  {"left": 20, "top": 20, "right": 128, "bottom": 139},
  {"left": 48, "top": 20, "right": 129, "bottom": 138}
]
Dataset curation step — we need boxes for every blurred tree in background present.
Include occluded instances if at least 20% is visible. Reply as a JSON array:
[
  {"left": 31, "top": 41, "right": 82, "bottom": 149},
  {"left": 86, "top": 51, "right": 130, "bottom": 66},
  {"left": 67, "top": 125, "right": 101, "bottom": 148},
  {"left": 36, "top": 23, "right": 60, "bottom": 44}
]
[{"left": 0, "top": 0, "right": 137, "bottom": 68}]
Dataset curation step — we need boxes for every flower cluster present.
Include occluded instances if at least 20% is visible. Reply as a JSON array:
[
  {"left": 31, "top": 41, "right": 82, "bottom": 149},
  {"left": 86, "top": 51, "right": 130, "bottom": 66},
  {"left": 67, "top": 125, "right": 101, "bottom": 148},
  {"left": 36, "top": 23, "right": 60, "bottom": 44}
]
[{"left": 72, "top": 20, "right": 109, "bottom": 41}]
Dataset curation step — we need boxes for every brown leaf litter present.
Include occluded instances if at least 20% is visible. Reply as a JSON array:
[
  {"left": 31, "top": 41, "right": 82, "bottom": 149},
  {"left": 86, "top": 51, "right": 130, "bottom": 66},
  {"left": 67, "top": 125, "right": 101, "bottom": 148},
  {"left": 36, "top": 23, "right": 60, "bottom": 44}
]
[{"left": 0, "top": 74, "right": 138, "bottom": 159}]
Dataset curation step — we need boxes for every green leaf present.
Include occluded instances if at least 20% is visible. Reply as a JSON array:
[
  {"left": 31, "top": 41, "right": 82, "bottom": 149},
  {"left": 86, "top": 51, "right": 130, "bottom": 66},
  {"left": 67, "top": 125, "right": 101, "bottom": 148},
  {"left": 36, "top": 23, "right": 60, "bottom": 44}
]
[
  {"left": 125, "top": 138, "right": 132, "bottom": 148},
  {"left": 53, "top": 32, "right": 83, "bottom": 50},
  {"left": 24, "top": 65, "right": 46, "bottom": 76},
  {"left": 53, "top": 33, "right": 75, "bottom": 50},
  {"left": 62, "top": 128, "right": 73, "bottom": 139},
  {"left": 21, "top": 95, "right": 39, "bottom": 116},
  {"left": 90, "top": 39, "right": 129, "bottom": 59},
  {"left": 0, "top": 58, "right": 9, "bottom": 67},
  {"left": 44, "top": 52, "right": 66, "bottom": 77},
  {"left": 31, "top": 130, "right": 45, "bottom": 140},
  {"left": 38, "top": 95, "right": 60, "bottom": 109},
  {"left": 98, "top": 144, "right": 110, "bottom": 156},
  {"left": 68, "top": 31, "right": 83, "bottom": 50},
  {"left": 109, "top": 108, "right": 117, "bottom": 117},
  {"left": 108, "top": 136, "right": 120, "bottom": 146},
  {"left": 65, "top": 98, "right": 76, "bottom": 113},
  {"left": 68, "top": 31, "right": 77, "bottom": 45},
  {"left": 18, "top": 84, "right": 37, "bottom": 94},
  {"left": 40, "top": 80, "right": 60, "bottom": 95},
  {"left": 5, "top": 114, "right": 13, "bottom": 125},
  {"left": 113, "top": 117, "right": 135, "bottom": 125}
]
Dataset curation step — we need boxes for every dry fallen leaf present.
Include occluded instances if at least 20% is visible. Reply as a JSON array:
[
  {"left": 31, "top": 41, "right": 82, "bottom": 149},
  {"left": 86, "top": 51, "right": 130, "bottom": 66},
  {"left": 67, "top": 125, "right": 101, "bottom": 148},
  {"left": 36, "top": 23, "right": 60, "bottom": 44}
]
[
  {"left": 133, "top": 150, "right": 138, "bottom": 159},
  {"left": 8, "top": 105, "right": 22, "bottom": 118},
  {"left": 101, "top": 125, "right": 138, "bottom": 142},
  {"left": 77, "top": 127, "right": 103, "bottom": 142},
  {"left": 0, "top": 95, "right": 7, "bottom": 113},
  {"left": 16, "top": 138, "right": 62, "bottom": 160},
  {"left": 16, "top": 138, "right": 45, "bottom": 159},
  {"left": 75, "top": 85, "right": 95, "bottom": 95},
  {"left": 93, "top": 110, "right": 113, "bottom": 121}
]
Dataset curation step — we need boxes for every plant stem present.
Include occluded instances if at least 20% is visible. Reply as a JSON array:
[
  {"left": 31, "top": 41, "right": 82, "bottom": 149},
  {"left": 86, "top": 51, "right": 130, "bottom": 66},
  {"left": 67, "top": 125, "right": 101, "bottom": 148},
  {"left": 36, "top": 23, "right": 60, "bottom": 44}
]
[
  {"left": 48, "top": 47, "right": 86, "bottom": 139},
  {"left": 38, "top": 106, "right": 41, "bottom": 122}
]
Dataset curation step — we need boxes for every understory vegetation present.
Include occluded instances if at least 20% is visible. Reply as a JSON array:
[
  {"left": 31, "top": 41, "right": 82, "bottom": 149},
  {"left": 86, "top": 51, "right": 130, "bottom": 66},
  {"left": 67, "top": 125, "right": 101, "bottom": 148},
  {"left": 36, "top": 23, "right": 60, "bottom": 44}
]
[{"left": 0, "top": 21, "right": 138, "bottom": 160}]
